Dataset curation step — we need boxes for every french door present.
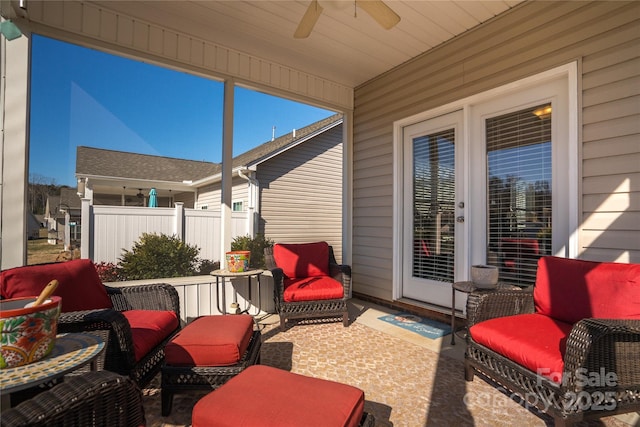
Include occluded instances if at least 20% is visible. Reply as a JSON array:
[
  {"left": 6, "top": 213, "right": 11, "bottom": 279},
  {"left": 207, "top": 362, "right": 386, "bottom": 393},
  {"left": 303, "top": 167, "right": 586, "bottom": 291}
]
[
  {"left": 402, "top": 111, "right": 465, "bottom": 308},
  {"left": 397, "top": 66, "right": 573, "bottom": 310}
]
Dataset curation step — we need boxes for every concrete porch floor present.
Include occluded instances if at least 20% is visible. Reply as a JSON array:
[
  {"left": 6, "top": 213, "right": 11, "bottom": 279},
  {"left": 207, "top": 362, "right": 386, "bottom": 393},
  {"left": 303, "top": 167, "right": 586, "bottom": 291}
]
[{"left": 143, "top": 298, "right": 639, "bottom": 427}]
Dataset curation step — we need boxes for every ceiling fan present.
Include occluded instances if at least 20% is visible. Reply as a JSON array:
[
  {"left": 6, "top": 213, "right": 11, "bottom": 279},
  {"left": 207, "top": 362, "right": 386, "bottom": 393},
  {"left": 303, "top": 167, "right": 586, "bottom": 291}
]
[{"left": 294, "top": 0, "right": 401, "bottom": 39}]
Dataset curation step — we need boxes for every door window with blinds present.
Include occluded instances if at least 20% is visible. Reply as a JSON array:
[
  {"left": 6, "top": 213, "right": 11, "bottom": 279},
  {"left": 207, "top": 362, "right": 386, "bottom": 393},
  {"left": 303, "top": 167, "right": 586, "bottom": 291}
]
[
  {"left": 486, "top": 104, "right": 552, "bottom": 286},
  {"left": 412, "top": 130, "right": 455, "bottom": 283}
]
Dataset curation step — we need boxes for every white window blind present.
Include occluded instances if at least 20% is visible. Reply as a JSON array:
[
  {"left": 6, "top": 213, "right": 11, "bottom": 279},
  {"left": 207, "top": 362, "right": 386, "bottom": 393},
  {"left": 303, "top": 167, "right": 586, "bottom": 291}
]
[
  {"left": 486, "top": 104, "right": 552, "bottom": 286},
  {"left": 412, "top": 129, "right": 456, "bottom": 283}
]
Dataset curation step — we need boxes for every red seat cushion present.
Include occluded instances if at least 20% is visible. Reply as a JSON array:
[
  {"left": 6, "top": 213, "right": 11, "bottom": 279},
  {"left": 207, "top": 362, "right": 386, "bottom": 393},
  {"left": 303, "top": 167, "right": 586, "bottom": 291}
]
[
  {"left": 534, "top": 256, "right": 640, "bottom": 324},
  {"left": 0, "top": 259, "right": 113, "bottom": 312},
  {"left": 192, "top": 365, "right": 365, "bottom": 427},
  {"left": 470, "top": 313, "right": 573, "bottom": 383},
  {"left": 283, "top": 276, "right": 344, "bottom": 302},
  {"left": 273, "top": 242, "right": 330, "bottom": 278},
  {"left": 165, "top": 315, "right": 254, "bottom": 366},
  {"left": 122, "top": 310, "right": 179, "bottom": 362}
]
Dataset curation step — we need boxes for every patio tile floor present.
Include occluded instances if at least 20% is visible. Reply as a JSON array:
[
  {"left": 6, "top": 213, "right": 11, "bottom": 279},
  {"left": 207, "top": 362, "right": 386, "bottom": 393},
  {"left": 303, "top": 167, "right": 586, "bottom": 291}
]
[{"left": 143, "top": 299, "right": 639, "bottom": 427}]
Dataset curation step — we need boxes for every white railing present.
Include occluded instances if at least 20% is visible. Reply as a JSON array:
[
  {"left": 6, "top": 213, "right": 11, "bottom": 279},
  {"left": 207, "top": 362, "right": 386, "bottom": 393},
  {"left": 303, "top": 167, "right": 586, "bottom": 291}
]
[
  {"left": 81, "top": 200, "right": 249, "bottom": 264},
  {"left": 106, "top": 273, "right": 275, "bottom": 324}
]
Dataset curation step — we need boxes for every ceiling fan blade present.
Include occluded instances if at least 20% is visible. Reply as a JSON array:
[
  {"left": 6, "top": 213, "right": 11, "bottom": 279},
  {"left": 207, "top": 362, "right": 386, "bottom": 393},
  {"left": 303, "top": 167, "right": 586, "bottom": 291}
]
[
  {"left": 294, "top": 0, "right": 324, "bottom": 39},
  {"left": 356, "top": 0, "right": 401, "bottom": 30}
]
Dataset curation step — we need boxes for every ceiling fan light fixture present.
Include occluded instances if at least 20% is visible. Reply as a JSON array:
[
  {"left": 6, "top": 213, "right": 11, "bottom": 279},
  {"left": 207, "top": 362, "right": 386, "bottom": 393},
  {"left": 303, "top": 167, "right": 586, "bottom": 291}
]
[{"left": 294, "top": 0, "right": 400, "bottom": 39}]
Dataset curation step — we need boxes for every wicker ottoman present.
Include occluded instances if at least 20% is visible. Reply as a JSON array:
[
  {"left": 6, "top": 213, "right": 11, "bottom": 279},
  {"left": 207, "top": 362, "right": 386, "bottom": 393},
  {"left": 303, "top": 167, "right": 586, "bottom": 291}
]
[
  {"left": 192, "top": 365, "right": 375, "bottom": 427},
  {"left": 161, "top": 315, "right": 261, "bottom": 416}
]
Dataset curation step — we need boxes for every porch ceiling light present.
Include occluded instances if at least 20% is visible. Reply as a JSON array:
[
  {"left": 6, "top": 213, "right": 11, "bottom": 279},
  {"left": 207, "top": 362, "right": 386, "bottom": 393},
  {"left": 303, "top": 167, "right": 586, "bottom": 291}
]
[{"left": 0, "top": 20, "right": 22, "bottom": 41}]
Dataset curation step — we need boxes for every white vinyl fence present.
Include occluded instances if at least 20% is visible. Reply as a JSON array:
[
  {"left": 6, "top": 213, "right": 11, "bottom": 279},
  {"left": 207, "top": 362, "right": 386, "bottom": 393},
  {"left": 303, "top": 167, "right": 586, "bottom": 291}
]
[
  {"left": 80, "top": 200, "right": 249, "bottom": 264},
  {"left": 106, "top": 274, "right": 276, "bottom": 322}
]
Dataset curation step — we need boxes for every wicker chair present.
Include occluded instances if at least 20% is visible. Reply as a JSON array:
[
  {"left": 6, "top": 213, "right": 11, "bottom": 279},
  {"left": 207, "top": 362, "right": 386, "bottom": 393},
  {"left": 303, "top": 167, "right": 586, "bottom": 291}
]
[
  {"left": 265, "top": 242, "right": 351, "bottom": 330},
  {"left": 1, "top": 259, "right": 181, "bottom": 388},
  {"left": 59, "top": 282, "right": 181, "bottom": 387},
  {"left": 464, "top": 256, "right": 640, "bottom": 427},
  {"left": 1, "top": 371, "right": 145, "bottom": 427}
]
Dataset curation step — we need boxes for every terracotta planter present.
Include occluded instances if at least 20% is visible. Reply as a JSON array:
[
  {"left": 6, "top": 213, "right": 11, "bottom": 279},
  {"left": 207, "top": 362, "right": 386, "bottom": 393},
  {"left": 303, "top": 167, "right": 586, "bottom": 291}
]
[{"left": 226, "top": 251, "right": 251, "bottom": 272}]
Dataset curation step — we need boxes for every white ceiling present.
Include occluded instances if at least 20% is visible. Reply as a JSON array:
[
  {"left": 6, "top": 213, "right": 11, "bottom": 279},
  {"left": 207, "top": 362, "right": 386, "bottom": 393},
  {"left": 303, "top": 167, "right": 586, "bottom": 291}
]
[{"left": 88, "top": 0, "right": 524, "bottom": 89}]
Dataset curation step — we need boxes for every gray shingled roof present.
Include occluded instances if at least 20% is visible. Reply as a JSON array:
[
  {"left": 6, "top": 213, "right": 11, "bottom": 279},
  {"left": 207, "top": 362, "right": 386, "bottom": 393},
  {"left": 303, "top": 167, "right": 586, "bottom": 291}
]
[
  {"left": 232, "top": 113, "right": 343, "bottom": 168},
  {"left": 76, "top": 113, "right": 342, "bottom": 182},
  {"left": 76, "top": 147, "right": 220, "bottom": 182}
]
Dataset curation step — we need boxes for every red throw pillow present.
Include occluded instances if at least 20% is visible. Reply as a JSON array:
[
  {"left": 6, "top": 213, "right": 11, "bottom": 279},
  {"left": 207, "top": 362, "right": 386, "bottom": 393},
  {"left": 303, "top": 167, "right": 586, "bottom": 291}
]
[
  {"left": 0, "top": 259, "right": 113, "bottom": 312},
  {"left": 273, "top": 242, "right": 330, "bottom": 278},
  {"left": 534, "top": 256, "right": 640, "bottom": 324}
]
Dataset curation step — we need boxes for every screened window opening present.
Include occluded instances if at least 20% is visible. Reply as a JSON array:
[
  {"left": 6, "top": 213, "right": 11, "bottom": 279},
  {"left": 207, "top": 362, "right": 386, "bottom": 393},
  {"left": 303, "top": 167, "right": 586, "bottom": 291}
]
[
  {"left": 412, "top": 129, "right": 456, "bottom": 283},
  {"left": 486, "top": 103, "right": 552, "bottom": 286}
]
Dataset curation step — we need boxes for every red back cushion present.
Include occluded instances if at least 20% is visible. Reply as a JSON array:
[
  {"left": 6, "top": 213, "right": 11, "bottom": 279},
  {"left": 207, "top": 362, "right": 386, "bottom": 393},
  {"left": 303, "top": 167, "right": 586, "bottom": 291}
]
[
  {"left": 273, "top": 242, "right": 330, "bottom": 278},
  {"left": 534, "top": 256, "right": 640, "bottom": 324},
  {"left": 0, "top": 259, "right": 113, "bottom": 313}
]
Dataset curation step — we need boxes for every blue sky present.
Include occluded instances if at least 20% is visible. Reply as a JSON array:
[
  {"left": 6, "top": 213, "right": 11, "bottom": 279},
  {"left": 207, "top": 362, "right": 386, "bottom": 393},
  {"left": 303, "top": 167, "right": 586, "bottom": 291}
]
[{"left": 29, "top": 35, "right": 334, "bottom": 187}]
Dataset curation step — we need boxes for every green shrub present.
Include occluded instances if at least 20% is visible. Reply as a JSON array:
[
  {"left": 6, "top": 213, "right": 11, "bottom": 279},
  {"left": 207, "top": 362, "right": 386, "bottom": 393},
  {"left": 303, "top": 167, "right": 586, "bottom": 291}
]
[
  {"left": 119, "top": 233, "right": 200, "bottom": 280},
  {"left": 231, "top": 234, "right": 274, "bottom": 269},
  {"left": 197, "top": 259, "right": 220, "bottom": 275}
]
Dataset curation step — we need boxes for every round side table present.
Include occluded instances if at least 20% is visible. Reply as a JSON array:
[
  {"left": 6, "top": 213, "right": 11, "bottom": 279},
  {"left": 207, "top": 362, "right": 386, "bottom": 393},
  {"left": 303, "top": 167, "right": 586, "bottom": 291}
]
[{"left": 210, "top": 269, "right": 264, "bottom": 315}]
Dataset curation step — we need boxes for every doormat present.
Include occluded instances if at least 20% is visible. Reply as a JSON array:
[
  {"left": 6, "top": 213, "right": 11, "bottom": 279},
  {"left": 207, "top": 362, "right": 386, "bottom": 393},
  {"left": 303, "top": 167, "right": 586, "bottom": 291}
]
[{"left": 377, "top": 313, "right": 451, "bottom": 340}]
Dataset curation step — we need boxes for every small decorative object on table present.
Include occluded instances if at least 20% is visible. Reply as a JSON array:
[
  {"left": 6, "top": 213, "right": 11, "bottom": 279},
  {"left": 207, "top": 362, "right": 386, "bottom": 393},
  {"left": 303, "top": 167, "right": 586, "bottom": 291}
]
[
  {"left": 0, "top": 295, "right": 62, "bottom": 368},
  {"left": 470, "top": 264, "right": 499, "bottom": 289},
  {"left": 225, "top": 251, "right": 250, "bottom": 272}
]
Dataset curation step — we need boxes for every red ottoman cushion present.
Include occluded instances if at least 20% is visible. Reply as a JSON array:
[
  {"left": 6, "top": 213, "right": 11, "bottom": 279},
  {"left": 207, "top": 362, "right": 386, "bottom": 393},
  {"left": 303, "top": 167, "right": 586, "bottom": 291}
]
[
  {"left": 123, "top": 310, "right": 179, "bottom": 362},
  {"left": 165, "top": 315, "right": 254, "bottom": 366},
  {"left": 192, "top": 365, "right": 365, "bottom": 427}
]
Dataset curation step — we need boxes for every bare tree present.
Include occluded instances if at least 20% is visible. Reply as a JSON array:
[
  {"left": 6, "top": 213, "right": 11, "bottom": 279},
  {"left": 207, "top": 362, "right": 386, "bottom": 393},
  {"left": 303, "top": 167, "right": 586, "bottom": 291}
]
[{"left": 28, "top": 173, "right": 58, "bottom": 215}]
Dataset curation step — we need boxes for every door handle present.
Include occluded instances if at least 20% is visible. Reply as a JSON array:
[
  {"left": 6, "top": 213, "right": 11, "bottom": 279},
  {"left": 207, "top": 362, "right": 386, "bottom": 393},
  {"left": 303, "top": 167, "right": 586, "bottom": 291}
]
[{"left": 456, "top": 216, "right": 465, "bottom": 223}]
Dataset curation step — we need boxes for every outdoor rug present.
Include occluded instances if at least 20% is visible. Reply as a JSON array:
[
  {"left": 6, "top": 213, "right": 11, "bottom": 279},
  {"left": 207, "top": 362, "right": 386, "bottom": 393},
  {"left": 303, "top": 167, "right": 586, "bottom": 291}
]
[{"left": 377, "top": 312, "right": 451, "bottom": 340}]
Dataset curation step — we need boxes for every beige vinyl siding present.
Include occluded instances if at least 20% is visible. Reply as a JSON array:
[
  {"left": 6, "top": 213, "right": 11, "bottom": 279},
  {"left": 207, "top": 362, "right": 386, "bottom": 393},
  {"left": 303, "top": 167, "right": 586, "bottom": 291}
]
[
  {"left": 352, "top": 1, "right": 640, "bottom": 300},
  {"left": 196, "top": 178, "right": 249, "bottom": 211},
  {"left": 258, "top": 124, "right": 343, "bottom": 262}
]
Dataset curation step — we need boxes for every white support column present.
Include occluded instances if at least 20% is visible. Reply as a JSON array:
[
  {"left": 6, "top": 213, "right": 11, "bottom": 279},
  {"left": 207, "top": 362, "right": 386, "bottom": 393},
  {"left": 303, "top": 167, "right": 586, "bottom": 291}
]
[
  {"left": 0, "top": 18, "right": 30, "bottom": 269},
  {"left": 174, "top": 202, "right": 185, "bottom": 240},
  {"left": 342, "top": 111, "right": 353, "bottom": 268},
  {"left": 80, "top": 198, "right": 91, "bottom": 259},
  {"left": 220, "top": 79, "right": 234, "bottom": 268}
]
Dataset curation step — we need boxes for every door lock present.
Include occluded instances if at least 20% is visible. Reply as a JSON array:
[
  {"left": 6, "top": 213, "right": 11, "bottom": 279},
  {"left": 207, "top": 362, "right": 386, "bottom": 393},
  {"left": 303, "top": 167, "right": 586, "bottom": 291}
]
[{"left": 456, "top": 216, "right": 465, "bottom": 223}]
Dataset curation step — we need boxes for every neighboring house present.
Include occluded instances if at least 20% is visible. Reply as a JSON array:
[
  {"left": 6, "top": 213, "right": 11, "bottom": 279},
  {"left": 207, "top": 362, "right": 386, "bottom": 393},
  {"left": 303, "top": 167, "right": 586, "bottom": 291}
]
[
  {"left": 26, "top": 212, "right": 41, "bottom": 240},
  {"left": 75, "top": 147, "right": 219, "bottom": 208},
  {"left": 44, "top": 188, "right": 82, "bottom": 249},
  {"left": 75, "top": 114, "right": 344, "bottom": 260}
]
